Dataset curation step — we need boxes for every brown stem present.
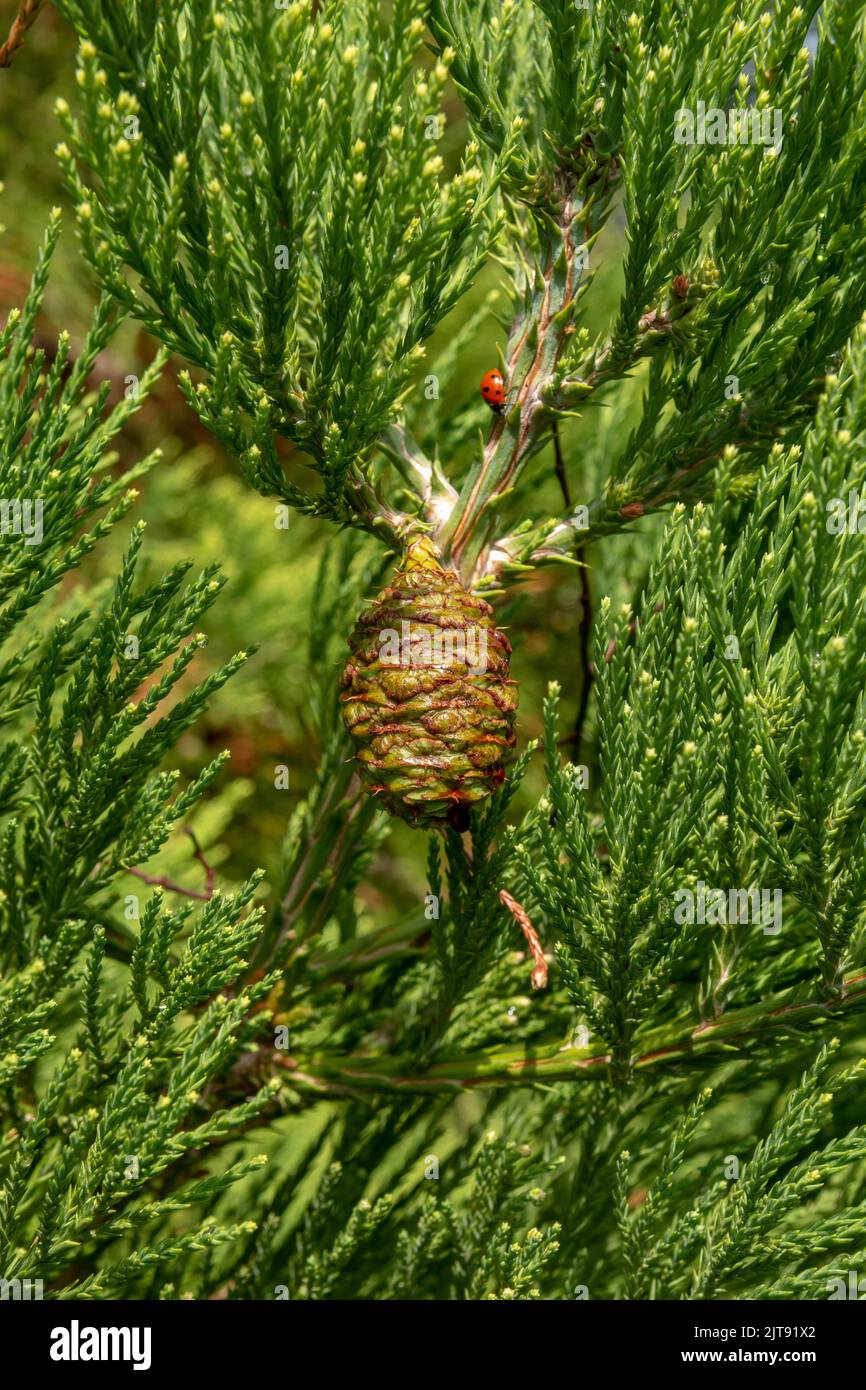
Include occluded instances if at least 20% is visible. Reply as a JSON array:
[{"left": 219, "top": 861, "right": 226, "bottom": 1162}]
[
  {"left": 0, "top": 0, "right": 45, "bottom": 68},
  {"left": 499, "top": 889, "right": 548, "bottom": 989},
  {"left": 551, "top": 417, "right": 571, "bottom": 511},
  {"left": 124, "top": 829, "right": 216, "bottom": 902}
]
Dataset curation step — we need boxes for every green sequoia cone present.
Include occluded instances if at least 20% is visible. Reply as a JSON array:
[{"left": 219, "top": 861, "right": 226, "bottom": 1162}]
[{"left": 340, "top": 536, "right": 518, "bottom": 828}]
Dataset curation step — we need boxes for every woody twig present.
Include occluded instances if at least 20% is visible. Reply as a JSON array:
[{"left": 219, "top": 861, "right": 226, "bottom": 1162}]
[
  {"left": 499, "top": 889, "right": 548, "bottom": 990},
  {"left": 0, "top": 0, "right": 46, "bottom": 69},
  {"left": 125, "top": 828, "right": 216, "bottom": 902}
]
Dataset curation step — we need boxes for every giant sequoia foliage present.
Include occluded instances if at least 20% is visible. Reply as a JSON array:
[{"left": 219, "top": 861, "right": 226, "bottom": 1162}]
[{"left": 2, "top": 0, "right": 866, "bottom": 1299}]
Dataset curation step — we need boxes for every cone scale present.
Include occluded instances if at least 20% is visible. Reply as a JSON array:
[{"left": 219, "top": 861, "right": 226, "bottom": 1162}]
[{"left": 340, "top": 536, "right": 518, "bottom": 829}]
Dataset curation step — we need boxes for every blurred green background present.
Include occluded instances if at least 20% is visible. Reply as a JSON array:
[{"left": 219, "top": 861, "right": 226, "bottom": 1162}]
[{"left": 0, "top": 5, "right": 647, "bottom": 916}]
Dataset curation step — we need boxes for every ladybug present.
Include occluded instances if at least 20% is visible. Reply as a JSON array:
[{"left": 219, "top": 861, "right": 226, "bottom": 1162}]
[{"left": 480, "top": 368, "right": 506, "bottom": 414}]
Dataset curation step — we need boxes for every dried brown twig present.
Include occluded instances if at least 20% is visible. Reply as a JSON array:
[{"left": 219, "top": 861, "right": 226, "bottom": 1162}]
[
  {"left": 125, "top": 829, "right": 217, "bottom": 902},
  {"left": 499, "top": 889, "right": 548, "bottom": 990},
  {"left": 0, "top": 0, "right": 46, "bottom": 69}
]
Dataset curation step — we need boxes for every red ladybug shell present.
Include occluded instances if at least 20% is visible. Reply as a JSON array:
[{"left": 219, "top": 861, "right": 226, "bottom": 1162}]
[{"left": 480, "top": 368, "right": 506, "bottom": 410}]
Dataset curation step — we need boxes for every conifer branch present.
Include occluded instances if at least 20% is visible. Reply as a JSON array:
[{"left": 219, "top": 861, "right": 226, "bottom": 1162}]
[{"left": 275, "top": 965, "right": 866, "bottom": 1096}]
